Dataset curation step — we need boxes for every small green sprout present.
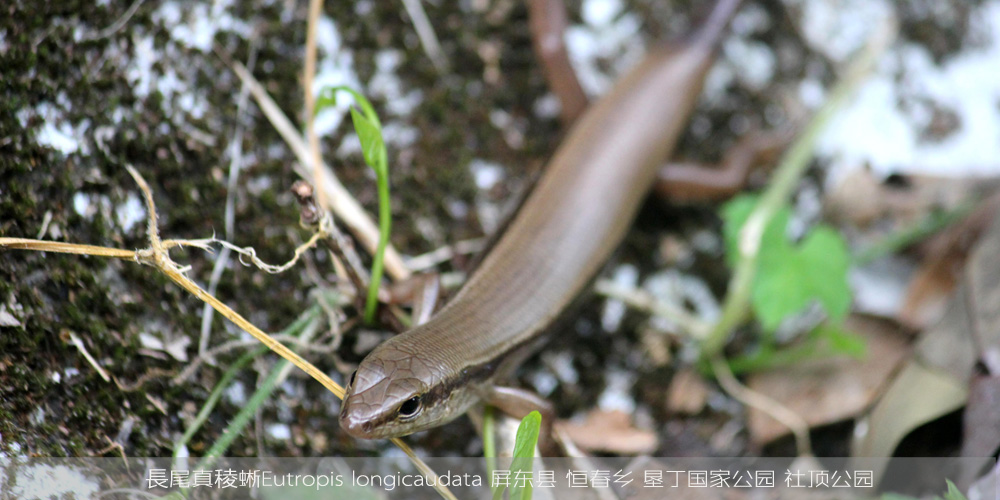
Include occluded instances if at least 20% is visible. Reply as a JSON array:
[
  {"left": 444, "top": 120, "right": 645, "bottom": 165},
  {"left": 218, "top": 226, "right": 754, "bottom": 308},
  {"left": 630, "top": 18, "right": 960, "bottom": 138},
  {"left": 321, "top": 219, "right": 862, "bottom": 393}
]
[
  {"left": 715, "top": 193, "right": 862, "bottom": 370},
  {"left": 315, "top": 86, "right": 390, "bottom": 324},
  {"left": 487, "top": 410, "right": 542, "bottom": 500}
]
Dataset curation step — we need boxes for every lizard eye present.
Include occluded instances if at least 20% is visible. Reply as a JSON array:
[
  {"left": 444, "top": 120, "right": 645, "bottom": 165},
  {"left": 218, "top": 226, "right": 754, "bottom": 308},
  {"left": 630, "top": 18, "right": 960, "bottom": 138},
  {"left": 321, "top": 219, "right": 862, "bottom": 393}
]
[
  {"left": 398, "top": 396, "right": 422, "bottom": 420},
  {"left": 348, "top": 370, "right": 357, "bottom": 388}
]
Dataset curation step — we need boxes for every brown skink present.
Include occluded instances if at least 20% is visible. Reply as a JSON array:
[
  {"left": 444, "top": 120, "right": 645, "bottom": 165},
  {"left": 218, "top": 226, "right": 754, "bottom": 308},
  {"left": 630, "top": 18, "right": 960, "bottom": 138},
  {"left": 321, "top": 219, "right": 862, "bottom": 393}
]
[{"left": 340, "top": 0, "right": 744, "bottom": 439}]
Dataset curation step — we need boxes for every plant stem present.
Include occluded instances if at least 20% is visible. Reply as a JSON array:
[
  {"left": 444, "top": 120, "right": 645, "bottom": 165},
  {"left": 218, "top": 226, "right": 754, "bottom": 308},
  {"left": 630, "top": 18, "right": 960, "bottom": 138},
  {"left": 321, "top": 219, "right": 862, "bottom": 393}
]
[
  {"left": 701, "top": 21, "right": 895, "bottom": 357},
  {"left": 365, "top": 160, "right": 391, "bottom": 324},
  {"left": 854, "top": 198, "right": 978, "bottom": 265},
  {"left": 483, "top": 406, "right": 499, "bottom": 496}
]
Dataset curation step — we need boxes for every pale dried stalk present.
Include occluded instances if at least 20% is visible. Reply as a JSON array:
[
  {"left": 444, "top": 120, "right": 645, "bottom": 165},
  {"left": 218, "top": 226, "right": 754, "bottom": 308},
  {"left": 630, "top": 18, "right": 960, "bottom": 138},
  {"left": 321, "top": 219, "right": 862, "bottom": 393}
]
[
  {"left": 0, "top": 239, "right": 137, "bottom": 259},
  {"left": 303, "top": 0, "right": 326, "bottom": 210},
  {"left": 711, "top": 356, "right": 812, "bottom": 457},
  {"left": 65, "top": 330, "right": 112, "bottom": 382},
  {"left": 400, "top": 0, "right": 448, "bottom": 73}
]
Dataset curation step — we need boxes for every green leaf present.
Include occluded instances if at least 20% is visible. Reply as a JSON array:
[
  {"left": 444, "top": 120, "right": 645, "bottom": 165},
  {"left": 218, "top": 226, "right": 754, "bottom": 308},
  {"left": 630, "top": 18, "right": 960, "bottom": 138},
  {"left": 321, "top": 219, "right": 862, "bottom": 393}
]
[
  {"left": 723, "top": 342, "right": 816, "bottom": 374},
  {"left": 313, "top": 86, "right": 391, "bottom": 326},
  {"left": 721, "top": 322, "right": 867, "bottom": 375},
  {"left": 814, "top": 323, "right": 867, "bottom": 358},
  {"left": 944, "top": 480, "right": 968, "bottom": 500},
  {"left": 721, "top": 194, "right": 853, "bottom": 331},
  {"left": 753, "top": 224, "right": 851, "bottom": 330},
  {"left": 510, "top": 411, "right": 541, "bottom": 500},
  {"left": 349, "top": 106, "right": 386, "bottom": 170},
  {"left": 314, "top": 87, "right": 339, "bottom": 116}
]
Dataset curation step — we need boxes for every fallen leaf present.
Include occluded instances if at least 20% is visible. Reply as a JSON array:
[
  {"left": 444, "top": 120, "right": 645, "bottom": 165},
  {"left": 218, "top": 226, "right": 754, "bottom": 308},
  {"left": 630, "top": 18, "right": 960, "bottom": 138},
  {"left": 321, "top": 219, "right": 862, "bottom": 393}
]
[
  {"left": 899, "top": 192, "right": 1000, "bottom": 330},
  {"left": 964, "top": 204, "right": 1000, "bottom": 371},
  {"left": 825, "top": 169, "right": 997, "bottom": 228},
  {"left": 667, "top": 369, "right": 710, "bottom": 416},
  {"left": 958, "top": 374, "right": 1000, "bottom": 487},
  {"left": 138, "top": 332, "right": 190, "bottom": 362},
  {"left": 557, "top": 410, "right": 658, "bottom": 455},
  {"left": 746, "top": 315, "right": 910, "bottom": 445},
  {"left": 849, "top": 361, "right": 967, "bottom": 474},
  {"left": 850, "top": 203, "right": 1000, "bottom": 483}
]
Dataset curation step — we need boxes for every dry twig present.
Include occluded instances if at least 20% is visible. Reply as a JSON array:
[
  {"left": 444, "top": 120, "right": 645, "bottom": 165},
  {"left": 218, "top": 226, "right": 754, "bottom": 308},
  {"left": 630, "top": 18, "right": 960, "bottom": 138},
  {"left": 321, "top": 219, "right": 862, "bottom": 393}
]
[{"left": 400, "top": 0, "right": 449, "bottom": 73}]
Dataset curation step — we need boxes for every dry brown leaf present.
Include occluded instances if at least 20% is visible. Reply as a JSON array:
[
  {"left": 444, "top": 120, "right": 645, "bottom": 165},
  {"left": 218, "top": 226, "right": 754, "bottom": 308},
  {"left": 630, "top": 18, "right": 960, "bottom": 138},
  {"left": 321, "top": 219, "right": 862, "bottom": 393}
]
[
  {"left": 825, "top": 169, "right": 997, "bottom": 227},
  {"left": 850, "top": 203, "right": 1000, "bottom": 483},
  {"left": 557, "top": 409, "right": 659, "bottom": 455},
  {"left": 959, "top": 374, "right": 1000, "bottom": 487},
  {"left": 849, "top": 362, "right": 967, "bottom": 475},
  {"left": 667, "top": 369, "right": 710, "bottom": 416},
  {"left": 825, "top": 168, "right": 886, "bottom": 225},
  {"left": 899, "top": 192, "right": 1000, "bottom": 329},
  {"left": 746, "top": 315, "right": 910, "bottom": 445}
]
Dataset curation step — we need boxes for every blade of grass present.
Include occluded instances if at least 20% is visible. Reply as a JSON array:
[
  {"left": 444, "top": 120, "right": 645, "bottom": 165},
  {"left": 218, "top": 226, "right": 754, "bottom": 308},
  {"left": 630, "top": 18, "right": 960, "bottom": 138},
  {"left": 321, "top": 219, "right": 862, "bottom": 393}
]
[
  {"left": 854, "top": 198, "right": 978, "bottom": 265},
  {"left": 173, "top": 305, "right": 321, "bottom": 459},
  {"left": 165, "top": 312, "right": 321, "bottom": 499},
  {"left": 510, "top": 411, "right": 541, "bottom": 500},
  {"left": 315, "top": 86, "right": 391, "bottom": 325},
  {"left": 196, "top": 315, "right": 321, "bottom": 468}
]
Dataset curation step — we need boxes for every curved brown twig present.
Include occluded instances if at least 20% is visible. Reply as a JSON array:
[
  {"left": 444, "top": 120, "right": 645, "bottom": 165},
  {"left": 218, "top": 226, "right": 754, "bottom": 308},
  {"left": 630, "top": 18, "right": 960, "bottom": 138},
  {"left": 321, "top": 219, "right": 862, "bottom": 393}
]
[
  {"left": 527, "top": 0, "right": 589, "bottom": 126},
  {"left": 657, "top": 129, "right": 793, "bottom": 203}
]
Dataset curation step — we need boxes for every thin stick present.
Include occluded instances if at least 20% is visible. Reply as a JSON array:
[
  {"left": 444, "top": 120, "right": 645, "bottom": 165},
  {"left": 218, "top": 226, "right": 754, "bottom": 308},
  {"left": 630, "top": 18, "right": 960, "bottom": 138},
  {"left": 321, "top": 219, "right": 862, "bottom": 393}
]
[
  {"left": 79, "top": 0, "right": 145, "bottom": 41},
  {"left": 36, "top": 210, "right": 52, "bottom": 239},
  {"left": 400, "top": 0, "right": 449, "bottom": 73},
  {"left": 0, "top": 238, "right": 137, "bottom": 259},
  {"left": 594, "top": 279, "right": 709, "bottom": 339},
  {"left": 292, "top": 181, "right": 373, "bottom": 308},
  {"left": 711, "top": 356, "right": 812, "bottom": 456},
  {"left": 405, "top": 238, "right": 485, "bottom": 272},
  {"left": 303, "top": 0, "right": 327, "bottom": 210},
  {"left": 65, "top": 330, "right": 111, "bottom": 382},
  {"left": 527, "top": 0, "right": 588, "bottom": 125}
]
